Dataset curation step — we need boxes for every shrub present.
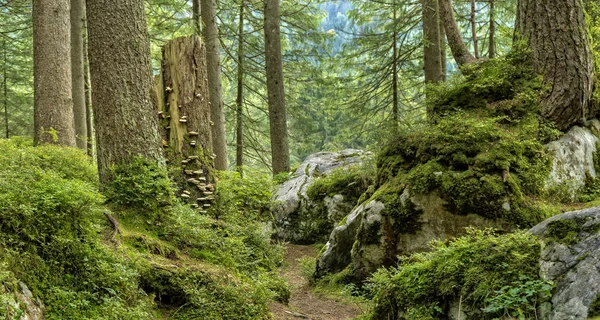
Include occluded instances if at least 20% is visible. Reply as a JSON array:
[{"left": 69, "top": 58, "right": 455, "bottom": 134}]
[{"left": 367, "top": 229, "right": 550, "bottom": 320}]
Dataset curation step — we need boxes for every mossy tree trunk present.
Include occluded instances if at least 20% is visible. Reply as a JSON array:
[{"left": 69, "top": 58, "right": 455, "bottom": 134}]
[
  {"left": 516, "top": 0, "right": 595, "bottom": 130},
  {"left": 201, "top": 0, "right": 228, "bottom": 171},
  {"left": 71, "top": 0, "right": 87, "bottom": 150},
  {"left": 156, "top": 36, "right": 215, "bottom": 211},
  {"left": 87, "top": 0, "right": 165, "bottom": 183},
  {"left": 264, "top": 0, "right": 290, "bottom": 175},
  {"left": 489, "top": 0, "right": 496, "bottom": 59},
  {"left": 33, "top": 0, "right": 76, "bottom": 146},
  {"left": 439, "top": 0, "right": 476, "bottom": 67}
]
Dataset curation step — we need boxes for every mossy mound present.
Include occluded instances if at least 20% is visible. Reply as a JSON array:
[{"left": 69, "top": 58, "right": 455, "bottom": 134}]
[
  {"left": 367, "top": 229, "right": 551, "bottom": 320},
  {"left": 0, "top": 138, "right": 286, "bottom": 319},
  {"left": 376, "top": 51, "right": 560, "bottom": 228},
  {"left": 307, "top": 163, "right": 375, "bottom": 206}
]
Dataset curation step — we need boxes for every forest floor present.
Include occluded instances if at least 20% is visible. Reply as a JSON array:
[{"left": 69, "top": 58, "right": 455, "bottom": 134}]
[{"left": 268, "top": 244, "right": 364, "bottom": 320}]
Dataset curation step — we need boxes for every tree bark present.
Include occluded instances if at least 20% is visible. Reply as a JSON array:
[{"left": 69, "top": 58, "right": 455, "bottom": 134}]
[
  {"left": 33, "top": 0, "right": 76, "bottom": 146},
  {"left": 392, "top": 2, "right": 399, "bottom": 123},
  {"left": 87, "top": 0, "right": 165, "bottom": 183},
  {"left": 264, "top": 0, "right": 290, "bottom": 175},
  {"left": 489, "top": 0, "right": 495, "bottom": 58},
  {"left": 83, "top": 12, "right": 94, "bottom": 157},
  {"left": 439, "top": 0, "right": 476, "bottom": 67},
  {"left": 470, "top": 0, "right": 479, "bottom": 59},
  {"left": 201, "top": 0, "right": 228, "bottom": 171},
  {"left": 235, "top": 0, "right": 245, "bottom": 173},
  {"left": 423, "top": 0, "right": 442, "bottom": 84},
  {"left": 440, "top": 15, "right": 447, "bottom": 81},
  {"left": 156, "top": 36, "right": 215, "bottom": 211},
  {"left": 516, "top": 0, "right": 594, "bottom": 130},
  {"left": 193, "top": 0, "right": 201, "bottom": 35},
  {"left": 3, "top": 40, "right": 7, "bottom": 138},
  {"left": 71, "top": 0, "right": 87, "bottom": 150}
]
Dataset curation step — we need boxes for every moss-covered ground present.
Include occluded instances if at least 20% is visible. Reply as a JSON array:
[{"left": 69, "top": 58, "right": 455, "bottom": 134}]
[{"left": 0, "top": 137, "right": 287, "bottom": 319}]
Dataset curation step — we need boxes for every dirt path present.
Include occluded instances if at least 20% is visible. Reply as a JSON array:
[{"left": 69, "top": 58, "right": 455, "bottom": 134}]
[{"left": 269, "top": 244, "right": 363, "bottom": 320}]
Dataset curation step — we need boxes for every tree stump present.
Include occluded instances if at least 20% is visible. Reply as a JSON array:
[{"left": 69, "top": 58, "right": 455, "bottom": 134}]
[{"left": 155, "top": 36, "right": 215, "bottom": 212}]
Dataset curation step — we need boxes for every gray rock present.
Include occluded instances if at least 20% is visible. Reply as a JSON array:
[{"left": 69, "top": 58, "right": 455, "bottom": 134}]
[
  {"left": 546, "top": 120, "right": 600, "bottom": 199},
  {"left": 315, "top": 201, "right": 380, "bottom": 278},
  {"left": 1, "top": 280, "right": 45, "bottom": 320},
  {"left": 272, "top": 149, "right": 371, "bottom": 243},
  {"left": 529, "top": 207, "right": 600, "bottom": 320},
  {"left": 316, "top": 190, "right": 512, "bottom": 282}
]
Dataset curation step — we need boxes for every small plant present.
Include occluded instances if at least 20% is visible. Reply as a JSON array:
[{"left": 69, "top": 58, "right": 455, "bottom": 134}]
[{"left": 483, "top": 276, "right": 553, "bottom": 320}]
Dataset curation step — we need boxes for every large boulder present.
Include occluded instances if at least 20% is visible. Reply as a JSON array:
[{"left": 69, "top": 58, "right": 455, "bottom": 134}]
[
  {"left": 530, "top": 207, "right": 600, "bottom": 320},
  {"left": 272, "top": 149, "right": 371, "bottom": 243},
  {"left": 546, "top": 119, "right": 600, "bottom": 199},
  {"left": 315, "top": 189, "right": 513, "bottom": 281}
]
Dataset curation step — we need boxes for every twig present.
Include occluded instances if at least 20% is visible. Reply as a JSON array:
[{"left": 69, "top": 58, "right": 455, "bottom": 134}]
[{"left": 284, "top": 310, "right": 310, "bottom": 319}]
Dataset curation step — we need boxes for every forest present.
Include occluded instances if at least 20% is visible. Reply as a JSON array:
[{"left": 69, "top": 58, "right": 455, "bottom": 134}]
[{"left": 3, "top": 0, "right": 600, "bottom": 319}]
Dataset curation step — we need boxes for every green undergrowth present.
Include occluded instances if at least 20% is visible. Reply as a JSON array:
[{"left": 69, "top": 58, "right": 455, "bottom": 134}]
[
  {"left": 366, "top": 229, "right": 552, "bottom": 320},
  {"left": 0, "top": 137, "right": 287, "bottom": 319},
  {"left": 376, "top": 50, "right": 561, "bottom": 228}
]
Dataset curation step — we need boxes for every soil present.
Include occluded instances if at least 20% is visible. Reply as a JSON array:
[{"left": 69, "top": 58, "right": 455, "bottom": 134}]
[{"left": 268, "top": 244, "right": 363, "bottom": 320}]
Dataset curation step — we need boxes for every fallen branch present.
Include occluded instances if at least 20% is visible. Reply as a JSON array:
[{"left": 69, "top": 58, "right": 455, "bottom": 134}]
[
  {"left": 104, "top": 211, "right": 121, "bottom": 245},
  {"left": 284, "top": 310, "right": 310, "bottom": 319}
]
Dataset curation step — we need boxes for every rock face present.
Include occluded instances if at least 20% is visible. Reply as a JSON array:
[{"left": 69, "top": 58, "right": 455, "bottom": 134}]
[
  {"left": 530, "top": 207, "right": 600, "bottom": 320},
  {"left": 272, "top": 149, "right": 370, "bottom": 243},
  {"left": 1, "top": 280, "right": 45, "bottom": 320},
  {"left": 546, "top": 119, "right": 600, "bottom": 199},
  {"left": 316, "top": 190, "right": 513, "bottom": 281}
]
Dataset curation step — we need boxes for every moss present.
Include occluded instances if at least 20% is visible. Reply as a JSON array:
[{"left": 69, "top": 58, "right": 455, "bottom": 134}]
[
  {"left": 373, "top": 51, "right": 555, "bottom": 227},
  {"left": 589, "top": 294, "right": 600, "bottom": 317},
  {"left": 307, "top": 162, "right": 375, "bottom": 206},
  {"left": 0, "top": 138, "right": 287, "bottom": 319},
  {"left": 367, "top": 229, "right": 550, "bottom": 320},
  {"left": 546, "top": 219, "right": 582, "bottom": 245}
]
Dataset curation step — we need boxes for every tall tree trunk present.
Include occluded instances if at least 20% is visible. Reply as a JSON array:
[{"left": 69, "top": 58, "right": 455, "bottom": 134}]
[
  {"left": 392, "top": 2, "right": 399, "bottom": 123},
  {"left": 439, "top": 0, "right": 476, "bottom": 67},
  {"left": 201, "top": 0, "right": 228, "bottom": 171},
  {"left": 264, "top": 0, "right": 290, "bottom": 175},
  {"left": 193, "top": 0, "right": 201, "bottom": 35},
  {"left": 33, "top": 0, "right": 76, "bottom": 146},
  {"left": 440, "top": 15, "right": 447, "bottom": 81},
  {"left": 470, "top": 0, "right": 479, "bottom": 59},
  {"left": 3, "top": 40, "right": 7, "bottom": 139},
  {"left": 235, "top": 0, "right": 244, "bottom": 173},
  {"left": 516, "top": 0, "right": 594, "bottom": 130},
  {"left": 83, "top": 8, "right": 94, "bottom": 157},
  {"left": 156, "top": 36, "right": 215, "bottom": 211},
  {"left": 423, "top": 0, "right": 442, "bottom": 84},
  {"left": 71, "top": 0, "right": 87, "bottom": 150},
  {"left": 488, "top": 0, "right": 495, "bottom": 58},
  {"left": 87, "top": 0, "right": 164, "bottom": 183}
]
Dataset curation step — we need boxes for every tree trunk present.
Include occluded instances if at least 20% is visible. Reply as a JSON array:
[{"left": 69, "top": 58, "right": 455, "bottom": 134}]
[
  {"left": 489, "top": 0, "right": 495, "bottom": 58},
  {"left": 440, "top": 15, "right": 447, "bottom": 81},
  {"left": 439, "top": 0, "right": 476, "bottom": 67},
  {"left": 235, "top": 1, "right": 244, "bottom": 173},
  {"left": 156, "top": 36, "right": 215, "bottom": 211},
  {"left": 87, "top": 0, "right": 164, "bottom": 183},
  {"left": 423, "top": 0, "right": 442, "bottom": 84},
  {"left": 264, "top": 0, "right": 290, "bottom": 175},
  {"left": 193, "top": 0, "right": 201, "bottom": 35},
  {"left": 470, "top": 0, "right": 479, "bottom": 59},
  {"left": 516, "top": 0, "right": 594, "bottom": 130},
  {"left": 71, "top": 0, "right": 87, "bottom": 150},
  {"left": 201, "top": 0, "right": 228, "bottom": 171},
  {"left": 33, "top": 0, "right": 76, "bottom": 146},
  {"left": 392, "top": 2, "right": 399, "bottom": 123},
  {"left": 3, "top": 40, "right": 7, "bottom": 138},
  {"left": 83, "top": 14, "right": 94, "bottom": 157}
]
